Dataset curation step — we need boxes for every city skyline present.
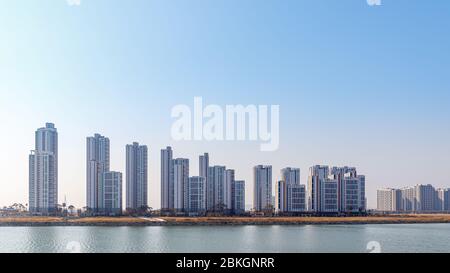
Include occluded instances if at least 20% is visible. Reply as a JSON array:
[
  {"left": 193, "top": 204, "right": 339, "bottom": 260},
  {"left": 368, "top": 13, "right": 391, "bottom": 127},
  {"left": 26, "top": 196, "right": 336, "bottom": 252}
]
[
  {"left": 22, "top": 122, "right": 368, "bottom": 213},
  {"left": 8, "top": 121, "right": 450, "bottom": 211},
  {"left": 1, "top": 1, "right": 450, "bottom": 210}
]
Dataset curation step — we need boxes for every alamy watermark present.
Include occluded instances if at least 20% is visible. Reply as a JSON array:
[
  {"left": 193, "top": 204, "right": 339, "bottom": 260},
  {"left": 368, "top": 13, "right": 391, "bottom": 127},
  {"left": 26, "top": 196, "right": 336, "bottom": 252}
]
[
  {"left": 171, "top": 97, "right": 280, "bottom": 152},
  {"left": 66, "top": 241, "right": 82, "bottom": 253},
  {"left": 67, "top": 0, "right": 81, "bottom": 6},
  {"left": 366, "top": 241, "right": 382, "bottom": 253},
  {"left": 367, "top": 0, "right": 382, "bottom": 6}
]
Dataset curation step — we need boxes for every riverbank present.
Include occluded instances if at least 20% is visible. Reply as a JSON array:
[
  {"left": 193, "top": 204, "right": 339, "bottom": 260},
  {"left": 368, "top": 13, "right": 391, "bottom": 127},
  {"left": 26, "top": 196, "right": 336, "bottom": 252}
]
[{"left": 1, "top": 214, "right": 450, "bottom": 226}]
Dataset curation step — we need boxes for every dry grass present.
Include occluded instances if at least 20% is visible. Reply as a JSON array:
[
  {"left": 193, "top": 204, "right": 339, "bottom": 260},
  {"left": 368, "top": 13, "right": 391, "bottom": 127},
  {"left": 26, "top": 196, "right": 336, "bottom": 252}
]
[
  {"left": 160, "top": 214, "right": 450, "bottom": 224},
  {"left": 0, "top": 217, "right": 63, "bottom": 223},
  {"left": 1, "top": 214, "right": 450, "bottom": 225},
  {"left": 68, "top": 217, "right": 149, "bottom": 223},
  {"left": 0, "top": 217, "right": 148, "bottom": 224}
]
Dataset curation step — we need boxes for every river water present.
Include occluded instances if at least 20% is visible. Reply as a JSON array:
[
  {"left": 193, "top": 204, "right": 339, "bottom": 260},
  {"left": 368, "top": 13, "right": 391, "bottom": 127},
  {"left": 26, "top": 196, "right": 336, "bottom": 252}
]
[{"left": 0, "top": 224, "right": 449, "bottom": 253}]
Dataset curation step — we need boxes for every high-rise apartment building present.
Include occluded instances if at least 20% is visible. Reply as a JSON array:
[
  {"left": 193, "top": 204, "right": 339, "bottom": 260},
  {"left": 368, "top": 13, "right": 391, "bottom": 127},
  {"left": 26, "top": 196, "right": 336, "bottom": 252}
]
[
  {"left": 29, "top": 123, "right": 58, "bottom": 214},
  {"left": 377, "top": 188, "right": 396, "bottom": 212},
  {"left": 199, "top": 153, "right": 209, "bottom": 181},
  {"left": 401, "top": 186, "right": 416, "bottom": 212},
  {"left": 232, "top": 180, "right": 245, "bottom": 214},
  {"left": 224, "top": 169, "right": 234, "bottom": 211},
  {"left": 437, "top": 188, "right": 450, "bottom": 211},
  {"left": 86, "top": 134, "right": 110, "bottom": 213},
  {"left": 308, "top": 165, "right": 365, "bottom": 213},
  {"left": 102, "top": 171, "right": 122, "bottom": 215},
  {"left": 287, "top": 184, "right": 306, "bottom": 212},
  {"left": 173, "top": 158, "right": 189, "bottom": 211},
  {"left": 341, "top": 173, "right": 364, "bottom": 212},
  {"left": 277, "top": 167, "right": 306, "bottom": 213},
  {"left": 186, "top": 176, "right": 206, "bottom": 213},
  {"left": 276, "top": 181, "right": 288, "bottom": 212},
  {"left": 322, "top": 176, "right": 338, "bottom": 212},
  {"left": 207, "top": 166, "right": 227, "bottom": 211},
  {"left": 281, "top": 167, "right": 300, "bottom": 185},
  {"left": 330, "top": 167, "right": 366, "bottom": 212},
  {"left": 415, "top": 184, "right": 436, "bottom": 212},
  {"left": 161, "top": 146, "right": 174, "bottom": 211},
  {"left": 126, "top": 142, "right": 148, "bottom": 212},
  {"left": 378, "top": 184, "right": 445, "bottom": 213},
  {"left": 253, "top": 165, "right": 273, "bottom": 212},
  {"left": 307, "top": 165, "right": 329, "bottom": 212},
  {"left": 330, "top": 167, "right": 356, "bottom": 212},
  {"left": 199, "top": 153, "right": 209, "bottom": 209}
]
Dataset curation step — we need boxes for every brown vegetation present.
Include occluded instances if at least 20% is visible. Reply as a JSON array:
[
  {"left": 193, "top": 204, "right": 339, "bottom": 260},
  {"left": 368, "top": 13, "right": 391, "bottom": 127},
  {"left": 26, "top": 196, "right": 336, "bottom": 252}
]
[
  {"left": 160, "top": 214, "right": 450, "bottom": 225},
  {"left": 1, "top": 214, "right": 450, "bottom": 226},
  {"left": 69, "top": 217, "right": 148, "bottom": 223}
]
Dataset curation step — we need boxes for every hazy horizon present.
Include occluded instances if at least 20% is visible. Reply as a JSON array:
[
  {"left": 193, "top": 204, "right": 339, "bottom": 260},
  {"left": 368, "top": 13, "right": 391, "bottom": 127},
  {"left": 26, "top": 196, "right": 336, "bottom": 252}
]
[{"left": 1, "top": 0, "right": 450, "bottom": 210}]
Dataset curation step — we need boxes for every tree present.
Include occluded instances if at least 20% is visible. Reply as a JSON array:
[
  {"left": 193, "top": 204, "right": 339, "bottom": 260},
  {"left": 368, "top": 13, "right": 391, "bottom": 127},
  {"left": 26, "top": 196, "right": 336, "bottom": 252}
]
[{"left": 263, "top": 204, "right": 275, "bottom": 216}]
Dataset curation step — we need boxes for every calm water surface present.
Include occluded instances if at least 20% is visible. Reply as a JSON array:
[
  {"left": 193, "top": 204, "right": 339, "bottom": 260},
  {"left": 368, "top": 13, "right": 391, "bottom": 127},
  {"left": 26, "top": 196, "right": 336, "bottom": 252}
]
[{"left": 0, "top": 224, "right": 449, "bottom": 253}]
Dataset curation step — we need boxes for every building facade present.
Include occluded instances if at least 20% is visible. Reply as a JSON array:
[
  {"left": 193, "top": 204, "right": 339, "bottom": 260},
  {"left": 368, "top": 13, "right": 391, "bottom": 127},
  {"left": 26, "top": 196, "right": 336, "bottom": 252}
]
[
  {"left": 342, "top": 174, "right": 364, "bottom": 212},
  {"left": 287, "top": 184, "right": 306, "bottom": 212},
  {"left": 322, "top": 177, "right": 338, "bottom": 212}
]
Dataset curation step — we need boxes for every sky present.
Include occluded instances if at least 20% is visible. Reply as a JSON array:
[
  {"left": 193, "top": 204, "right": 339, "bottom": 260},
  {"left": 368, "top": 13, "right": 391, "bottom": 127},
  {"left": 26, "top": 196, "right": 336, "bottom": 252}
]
[{"left": 0, "top": 0, "right": 449, "bottom": 209}]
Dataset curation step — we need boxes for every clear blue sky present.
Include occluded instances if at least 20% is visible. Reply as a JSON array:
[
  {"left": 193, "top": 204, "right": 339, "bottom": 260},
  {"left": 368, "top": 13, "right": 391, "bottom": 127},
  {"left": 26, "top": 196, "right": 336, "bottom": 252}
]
[{"left": 1, "top": 0, "right": 449, "bottom": 209}]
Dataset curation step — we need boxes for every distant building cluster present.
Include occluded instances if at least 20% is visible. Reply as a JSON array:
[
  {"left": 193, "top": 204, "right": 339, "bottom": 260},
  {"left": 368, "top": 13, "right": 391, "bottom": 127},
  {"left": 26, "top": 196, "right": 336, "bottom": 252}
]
[
  {"left": 276, "top": 168, "right": 305, "bottom": 213},
  {"left": 27, "top": 122, "right": 367, "bottom": 216},
  {"left": 377, "top": 185, "right": 450, "bottom": 213},
  {"left": 86, "top": 135, "right": 148, "bottom": 215},
  {"left": 29, "top": 123, "right": 149, "bottom": 215},
  {"left": 161, "top": 149, "right": 245, "bottom": 215},
  {"left": 307, "top": 166, "right": 366, "bottom": 213}
]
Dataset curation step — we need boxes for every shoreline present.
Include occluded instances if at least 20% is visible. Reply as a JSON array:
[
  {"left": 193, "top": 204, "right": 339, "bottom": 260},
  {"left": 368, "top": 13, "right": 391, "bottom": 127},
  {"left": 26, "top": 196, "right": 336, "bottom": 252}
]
[{"left": 1, "top": 215, "right": 450, "bottom": 227}]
